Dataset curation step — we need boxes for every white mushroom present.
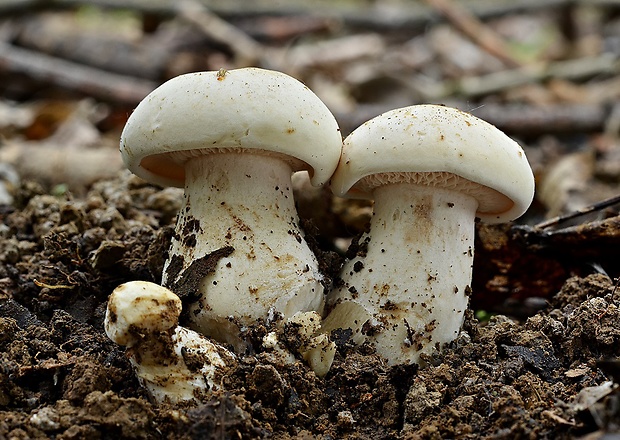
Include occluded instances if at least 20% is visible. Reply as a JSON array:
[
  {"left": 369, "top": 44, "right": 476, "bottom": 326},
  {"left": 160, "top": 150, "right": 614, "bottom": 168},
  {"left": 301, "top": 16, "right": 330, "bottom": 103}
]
[
  {"left": 287, "top": 311, "right": 336, "bottom": 377},
  {"left": 323, "top": 104, "right": 535, "bottom": 365},
  {"left": 120, "top": 68, "right": 342, "bottom": 351},
  {"left": 105, "top": 281, "right": 235, "bottom": 404},
  {"left": 261, "top": 311, "right": 335, "bottom": 377},
  {"left": 262, "top": 312, "right": 336, "bottom": 377}
]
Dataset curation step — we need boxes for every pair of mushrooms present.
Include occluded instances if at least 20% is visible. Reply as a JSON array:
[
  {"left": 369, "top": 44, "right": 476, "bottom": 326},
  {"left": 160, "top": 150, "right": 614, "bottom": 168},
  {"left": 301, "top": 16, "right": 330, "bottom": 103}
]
[{"left": 104, "top": 67, "right": 534, "bottom": 403}]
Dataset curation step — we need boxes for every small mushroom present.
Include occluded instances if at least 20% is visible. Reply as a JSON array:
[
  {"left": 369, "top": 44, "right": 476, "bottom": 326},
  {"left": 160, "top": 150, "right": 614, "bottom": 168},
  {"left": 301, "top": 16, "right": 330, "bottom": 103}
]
[
  {"left": 261, "top": 311, "right": 336, "bottom": 377},
  {"left": 104, "top": 281, "right": 235, "bottom": 403},
  {"left": 120, "top": 68, "right": 342, "bottom": 350},
  {"left": 323, "top": 105, "right": 535, "bottom": 365},
  {"left": 291, "top": 312, "right": 336, "bottom": 378}
]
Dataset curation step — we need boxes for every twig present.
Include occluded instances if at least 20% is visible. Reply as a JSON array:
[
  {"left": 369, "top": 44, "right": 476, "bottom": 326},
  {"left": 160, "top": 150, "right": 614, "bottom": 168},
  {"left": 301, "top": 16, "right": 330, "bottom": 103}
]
[
  {"left": 391, "top": 53, "right": 620, "bottom": 100},
  {"left": 0, "top": 41, "right": 156, "bottom": 104},
  {"left": 287, "top": 34, "right": 385, "bottom": 70},
  {"left": 535, "top": 194, "right": 620, "bottom": 230},
  {"left": 34, "top": 279, "right": 74, "bottom": 289},
  {"left": 469, "top": 103, "right": 606, "bottom": 135},
  {"left": 423, "top": 0, "right": 525, "bottom": 67},
  {"left": 458, "top": 54, "right": 619, "bottom": 97},
  {"left": 176, "top": 0, "right": 267, "bottom": 66}
]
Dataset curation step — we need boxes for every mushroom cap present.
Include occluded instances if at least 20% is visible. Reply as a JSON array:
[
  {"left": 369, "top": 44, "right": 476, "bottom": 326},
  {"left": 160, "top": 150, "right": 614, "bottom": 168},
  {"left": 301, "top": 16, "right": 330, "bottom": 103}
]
[
  {"left": 331, "top": 105, "right": 535, "bottom": 223},
  {"left": 120, "top": 68, "right": 342, "bottom": 188},
  {"left": 105, "top": 281, "right": 182, "bottom": 347}
]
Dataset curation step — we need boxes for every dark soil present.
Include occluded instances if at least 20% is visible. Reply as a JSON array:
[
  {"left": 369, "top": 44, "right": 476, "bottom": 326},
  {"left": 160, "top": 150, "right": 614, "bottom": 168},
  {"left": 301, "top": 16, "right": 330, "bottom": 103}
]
[{"left": 1, "top": 173, "right": 619, "bottom": 439}]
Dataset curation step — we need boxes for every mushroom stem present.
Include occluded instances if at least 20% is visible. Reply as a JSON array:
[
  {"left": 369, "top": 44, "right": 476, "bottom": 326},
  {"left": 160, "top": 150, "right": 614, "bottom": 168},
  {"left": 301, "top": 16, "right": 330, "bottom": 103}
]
[
  {"left": 163, "top": 152, "right": 324, "bottom": 350},
  {"left": 324, "top": 183, "right": 478, "bottom": 365}
]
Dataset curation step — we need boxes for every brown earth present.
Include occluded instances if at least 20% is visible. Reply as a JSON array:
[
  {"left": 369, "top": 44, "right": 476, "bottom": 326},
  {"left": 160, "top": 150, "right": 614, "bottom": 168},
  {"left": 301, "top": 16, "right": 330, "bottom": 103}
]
[{"left": 1, "top": 172, "right": 619, "bottom": 439}]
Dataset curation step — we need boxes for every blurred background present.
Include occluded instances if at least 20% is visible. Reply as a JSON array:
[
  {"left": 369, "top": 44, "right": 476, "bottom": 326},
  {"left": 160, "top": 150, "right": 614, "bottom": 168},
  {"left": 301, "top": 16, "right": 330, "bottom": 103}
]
[{"left": 0, "top": 0, "right": 619, "bottom": 313}]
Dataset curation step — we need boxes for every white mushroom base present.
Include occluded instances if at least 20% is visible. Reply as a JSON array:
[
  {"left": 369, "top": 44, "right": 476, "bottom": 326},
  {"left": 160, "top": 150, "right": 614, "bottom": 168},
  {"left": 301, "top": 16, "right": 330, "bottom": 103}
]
[
  {"left": 324, "top": 183, "right": 478, "bottom": 365},
  {"left": 163, "top": 153, "right": 325, "bottom": 351}
]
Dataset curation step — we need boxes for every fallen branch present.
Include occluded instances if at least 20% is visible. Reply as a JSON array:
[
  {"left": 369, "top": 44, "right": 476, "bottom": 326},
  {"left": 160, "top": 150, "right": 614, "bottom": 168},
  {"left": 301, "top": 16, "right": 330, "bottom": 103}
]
[
  {"left": 15, "top": 15, "right": 169, "bottom": 81},
  {"left": 0, "top": 0, "right": 579, "bottom": 34},
  {"left": 468, "top": 102, "right": 607, "bottom": 136},
  {"left": 334, "top": 102, "right": 608, "bottom": 137},
  {"left": 0, "top": 41, "right": 157, "bottom": 104}
]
